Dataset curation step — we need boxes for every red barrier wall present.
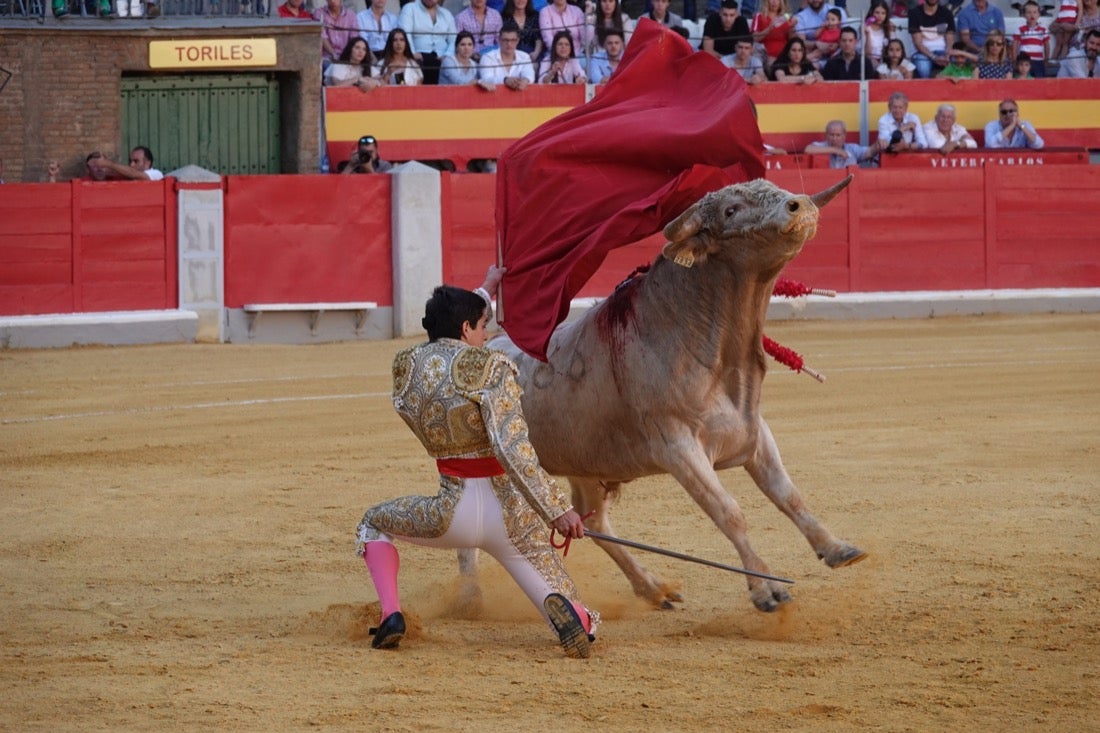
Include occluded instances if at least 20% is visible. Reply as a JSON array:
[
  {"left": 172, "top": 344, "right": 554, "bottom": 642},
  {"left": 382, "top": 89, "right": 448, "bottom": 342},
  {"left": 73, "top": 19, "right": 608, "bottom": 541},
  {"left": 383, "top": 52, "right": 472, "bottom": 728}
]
[
  {"left": 3, "top": 167, "right": 1097, "bottom": 320},
  {"left": 223, "top": 174, "right": 394, "bottom": 308},
  {"left": 0, "top": 180, "right": 176, "bottom": 316}
]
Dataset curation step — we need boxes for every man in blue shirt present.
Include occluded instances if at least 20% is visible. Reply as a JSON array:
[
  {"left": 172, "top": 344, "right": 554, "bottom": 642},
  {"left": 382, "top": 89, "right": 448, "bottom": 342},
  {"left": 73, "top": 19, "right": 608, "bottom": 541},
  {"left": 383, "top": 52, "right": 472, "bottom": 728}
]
[
  {"left": 804, "top": 121, "right": 882, "bottom": 169},
  {"left": 588, "top": 29, "right": 625, "bottom": 84},
  {"left": 957, "top": 0, "right": 1005, "bottom": 54},
  {"left": 796, "top": 0, "right": 848, "bottom": 43},
  {"left": 984, "top": 100, "right": 1045, "bottom": 149}
]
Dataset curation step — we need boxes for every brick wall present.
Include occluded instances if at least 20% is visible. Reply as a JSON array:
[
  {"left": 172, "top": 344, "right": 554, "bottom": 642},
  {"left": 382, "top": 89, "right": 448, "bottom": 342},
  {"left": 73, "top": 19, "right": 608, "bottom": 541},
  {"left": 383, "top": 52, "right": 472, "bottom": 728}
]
[{"left": 0, "top": 23, "right": 321, "bottom": 183}]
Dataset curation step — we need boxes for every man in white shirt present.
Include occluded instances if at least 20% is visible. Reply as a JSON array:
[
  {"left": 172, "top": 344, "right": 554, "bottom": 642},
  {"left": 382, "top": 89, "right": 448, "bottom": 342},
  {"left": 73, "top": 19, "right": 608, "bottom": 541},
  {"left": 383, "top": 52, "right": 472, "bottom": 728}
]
[
  {"left": 478, "top": 21, "right": 536, "bottom": 89},
  {"left": 1057, "top": 29, "right": 1099, "bottom": 78},
  {"left": 87, "top": 146, "right": 165, "bottom": 181},
  {"left": 398, "top": 0, "right": 458, "bottom": 84}
]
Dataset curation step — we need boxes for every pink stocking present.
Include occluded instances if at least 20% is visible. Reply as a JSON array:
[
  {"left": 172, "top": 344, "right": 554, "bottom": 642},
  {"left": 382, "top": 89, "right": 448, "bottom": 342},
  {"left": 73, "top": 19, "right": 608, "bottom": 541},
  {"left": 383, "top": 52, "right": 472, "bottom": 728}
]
[
  {"left": 364, "top": 541, "right": 401, "bottom": 618},
  {"left": 572, "top": 601, "right": 591, "bottom": 634}
]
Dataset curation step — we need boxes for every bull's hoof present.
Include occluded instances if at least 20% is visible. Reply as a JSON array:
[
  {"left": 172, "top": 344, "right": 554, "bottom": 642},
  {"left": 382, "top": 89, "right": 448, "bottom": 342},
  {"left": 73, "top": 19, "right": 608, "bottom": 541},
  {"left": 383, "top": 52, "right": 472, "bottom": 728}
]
[
  {"left": 821, "top": 544, "right": 867, "bottom": 569},
  {"left": 751, "top": 583, "right": 793, "bottom": 612}
]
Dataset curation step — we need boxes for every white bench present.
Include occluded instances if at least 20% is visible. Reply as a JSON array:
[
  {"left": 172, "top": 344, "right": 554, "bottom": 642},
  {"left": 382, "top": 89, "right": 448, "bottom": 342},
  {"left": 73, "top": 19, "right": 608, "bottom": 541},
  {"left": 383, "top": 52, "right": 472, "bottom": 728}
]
[{"left": 242, "top": 302, "right": 378, "bottom": 338}]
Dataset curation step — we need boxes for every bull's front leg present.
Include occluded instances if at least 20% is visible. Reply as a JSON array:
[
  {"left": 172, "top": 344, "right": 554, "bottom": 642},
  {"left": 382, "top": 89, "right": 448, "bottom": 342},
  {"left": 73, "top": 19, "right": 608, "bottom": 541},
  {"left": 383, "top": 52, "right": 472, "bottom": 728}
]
[
  {"left": 571, "top": 478, "right": 684, "bottom": 609},
  {"left": 666, "top": 445, "right": 793, "bottom": 612},
  {"left": 745, "top": 419, "right": 866, "bottom": 569}
]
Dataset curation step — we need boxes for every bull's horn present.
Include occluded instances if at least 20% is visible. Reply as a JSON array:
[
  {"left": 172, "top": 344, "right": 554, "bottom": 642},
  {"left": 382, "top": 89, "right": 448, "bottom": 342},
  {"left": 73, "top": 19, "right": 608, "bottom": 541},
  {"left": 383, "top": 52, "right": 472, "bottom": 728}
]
[{"left": 810, "top": 175, "right": 853, "bottom": 208}]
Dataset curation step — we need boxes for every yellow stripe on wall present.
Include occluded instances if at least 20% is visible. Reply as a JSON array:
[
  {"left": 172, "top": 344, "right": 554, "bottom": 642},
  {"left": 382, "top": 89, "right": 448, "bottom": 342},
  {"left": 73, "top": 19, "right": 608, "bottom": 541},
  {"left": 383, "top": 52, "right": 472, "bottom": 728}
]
[{"left": 326, "top": 107, "right": 575, "bottom": 142}]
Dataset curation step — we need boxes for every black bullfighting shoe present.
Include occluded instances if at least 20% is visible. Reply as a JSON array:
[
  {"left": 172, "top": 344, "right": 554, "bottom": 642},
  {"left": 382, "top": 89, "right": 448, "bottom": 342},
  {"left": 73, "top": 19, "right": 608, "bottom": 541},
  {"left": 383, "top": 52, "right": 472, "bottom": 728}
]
[
  {"left": 369, "top": 611, "right": 406, "bottom": 650},
  {"left": 543, "top": 593, "right": 591, "bottom": 659}
]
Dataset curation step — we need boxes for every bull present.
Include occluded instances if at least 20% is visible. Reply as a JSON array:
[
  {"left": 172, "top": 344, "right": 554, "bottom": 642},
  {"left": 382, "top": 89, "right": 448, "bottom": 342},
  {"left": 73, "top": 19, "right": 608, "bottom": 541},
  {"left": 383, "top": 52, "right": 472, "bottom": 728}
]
[{"left": 472, "top": 176, "right": 866, "bottom": 613}]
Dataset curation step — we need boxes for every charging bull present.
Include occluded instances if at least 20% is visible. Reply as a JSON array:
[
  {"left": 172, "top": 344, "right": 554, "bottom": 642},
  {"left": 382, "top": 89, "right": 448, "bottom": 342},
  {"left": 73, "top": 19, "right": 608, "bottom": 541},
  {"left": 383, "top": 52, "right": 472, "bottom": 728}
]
[{"left": 472, "top": 176, "right": 865, "bottom": 613}]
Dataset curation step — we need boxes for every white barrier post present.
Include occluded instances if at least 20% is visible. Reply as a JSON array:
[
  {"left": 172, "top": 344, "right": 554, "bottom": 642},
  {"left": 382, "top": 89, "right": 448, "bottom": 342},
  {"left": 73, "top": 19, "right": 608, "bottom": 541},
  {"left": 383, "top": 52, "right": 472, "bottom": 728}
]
[{"left": 390, "top": 162, "right": 443, "bottom": 338}]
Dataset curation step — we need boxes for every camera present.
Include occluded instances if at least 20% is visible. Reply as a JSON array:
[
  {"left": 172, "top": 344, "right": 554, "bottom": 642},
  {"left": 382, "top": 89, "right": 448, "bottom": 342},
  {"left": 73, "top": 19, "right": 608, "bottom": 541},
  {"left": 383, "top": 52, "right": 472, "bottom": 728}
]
[{"left": 889, "top": 130, "right": 904, "bottom": 145}]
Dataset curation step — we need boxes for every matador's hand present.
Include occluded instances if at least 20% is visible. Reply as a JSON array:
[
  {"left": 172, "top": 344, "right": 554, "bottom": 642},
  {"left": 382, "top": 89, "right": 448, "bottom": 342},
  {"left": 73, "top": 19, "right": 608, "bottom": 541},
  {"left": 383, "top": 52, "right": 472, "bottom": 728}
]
[{"left": 551, "top": 508, "right": 586, "bottom": 540}]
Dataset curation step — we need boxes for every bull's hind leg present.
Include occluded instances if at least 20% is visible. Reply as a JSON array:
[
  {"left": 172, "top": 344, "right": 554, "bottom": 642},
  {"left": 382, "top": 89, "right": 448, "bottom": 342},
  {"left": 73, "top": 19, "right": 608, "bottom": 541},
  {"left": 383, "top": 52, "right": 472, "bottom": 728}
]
[
  {"left": 745, "top": 419, "right": 866, "bottom": 569},
  {"left": 454, "top": 548, "right": 484, "bottom": 618},
  {"left": 571, "top": 478, "right": 684, "bottom": 609},
  {"left": 665, "top": 446, "right": 793, "bottom": 612}
]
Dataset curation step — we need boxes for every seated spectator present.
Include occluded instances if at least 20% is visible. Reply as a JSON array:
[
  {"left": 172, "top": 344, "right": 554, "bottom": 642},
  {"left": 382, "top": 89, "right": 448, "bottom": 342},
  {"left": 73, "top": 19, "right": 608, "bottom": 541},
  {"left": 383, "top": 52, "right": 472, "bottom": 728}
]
[
  {"left": 315, "top": 0, "right": 359, "bottom": 69},
  {"left": 984, "top": 99, "right": 1045, "bottom": 149},
  {"left": 922, "top": 104, "right": 978, "bottom": 153},
  {"left": 770, "top": 37, "right": 823, "bottom": 83},
  {"left": 504, "top": 0, "right": 545, "bottom": 64},
  {"left": 1051, "top": 0, "right": 1081, "bottom": 60},
  {"left": 702, "top": 0, "right": 752, "bottom": 65},
  {"left": 752, "top": 0, "right": 797, "bottom": 70},
  {"left": 1077, "top": 0, "right": 1100, "bottom": 49},
  {"left": 641, "top": 0, "right": 687, "bottom": 36},
  {"left": 324, "top": 37, "right": 383, "bottom": 92},
  {"left": 908, "top": 0, "right": 956, "bottom": 78},
  {"left": 278, "top": 0, "right": 312, "bottom": 19},
  {"left": 1056, "top": 28, "right": 1100, "bottom": 77},
  {"left": 357, "top": 0, "right": 398, "bottom": 57},
  {"left": 726, "top": 36, "right": 767, "bottom": 83},
  {"left": 585, "top": 0, "right": 634, "bottom": 57},
  {"left": 376, "top": 28, "right": 425, "bottom": 86},
  {"left": 1014, "top": 52, "right": 1034, "bottom": 78},
  {"left": 479, "top": 21, "right": 537, "bottom": 89},
  {"left": 822, "top": 27, "right": 879, "bottom": 79},
  {"left": 457, "top": 0, "right": 505, "bottom": 62},
  {"left": 539, "top": 30, "right": 587, "bottom": 83},
  {"left": 588, "top": 28, "right": 626, "bottom": 84},
  {"left": 940, "top": 41, "right": 978, "bottom": 81},
  {"left": 877, "top": 38, "right": 916, "bottom": 79},
  {"left": 441, "top": 31, "right": 484, "bottom": 85},
  {"left": 47, "top": 160, "right": 61, "bottom": 183},
  {"left": 795, "top": 0, "right": 846, "bottom": 47},
  {"left": 1013, "top": 0, "right": 1050, "bottom": 78},
  {"left": 85, "top": 147, "right": 164, "bottom": 181},
  {"left": 398, "top": 0, "right": 458, "bottom": 86},
  {"left": 975, "top": 29, "right": 1013, "bottom": 78},
  {"left": 862, "top": 0, "right": 894, "bottom": 66},
  {"left": 804, "top": 120, "right": 883, "bottom": 168},
  {"left": 877, "top": 91, "right": 927, "bottom": 151},
  {"left": 340, "top": 135, "right": 395, "bottom": 174},
  {"left": 957, "top": 0, "right": 1005, "bottom": 54},
  {"left": 539, "top": 0, "right": 586, "bottom": 59},
  {"left": 808, "top": 7, "right": 843, "bottom": 65}
]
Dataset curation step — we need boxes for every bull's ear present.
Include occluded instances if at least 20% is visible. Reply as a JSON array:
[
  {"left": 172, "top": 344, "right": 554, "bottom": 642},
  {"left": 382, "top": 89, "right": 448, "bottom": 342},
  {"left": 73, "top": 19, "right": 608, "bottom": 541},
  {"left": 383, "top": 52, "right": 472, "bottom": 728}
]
[
  {"left": 662, "top": 203, "right": 712, "bottom": 269},
  {"left": 663, "top": 202, "right": 703, "bottom": 242}
]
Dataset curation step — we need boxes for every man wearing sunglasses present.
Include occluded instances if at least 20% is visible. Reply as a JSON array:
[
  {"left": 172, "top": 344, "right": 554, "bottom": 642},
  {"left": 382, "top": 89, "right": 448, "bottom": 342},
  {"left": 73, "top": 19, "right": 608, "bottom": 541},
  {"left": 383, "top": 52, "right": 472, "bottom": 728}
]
[
  {"left": 341, "top": 135, "right": 394, "bottom": 174},
  {"left": 983, "top": 99, "right": 1045, "bottom": 149}
]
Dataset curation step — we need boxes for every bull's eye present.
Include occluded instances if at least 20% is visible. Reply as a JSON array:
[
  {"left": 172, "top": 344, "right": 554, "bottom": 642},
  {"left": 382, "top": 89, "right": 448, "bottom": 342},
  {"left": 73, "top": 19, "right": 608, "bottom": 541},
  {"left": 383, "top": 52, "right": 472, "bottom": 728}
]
[
  {"left": 724, "top": 204, "right": 741, "bottom": 218},
  {"left": 787, "top": 200, "right": 800, "bottom": 213}
]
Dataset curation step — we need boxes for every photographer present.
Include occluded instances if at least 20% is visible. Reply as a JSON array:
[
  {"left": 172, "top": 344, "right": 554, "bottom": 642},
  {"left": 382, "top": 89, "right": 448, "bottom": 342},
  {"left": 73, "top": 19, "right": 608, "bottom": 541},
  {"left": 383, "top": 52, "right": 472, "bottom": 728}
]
[
  {"left": 339, "top": 135, "right": 394, "bottom": 174},
  {"left": 876, "top": 91, "right": 928, "bottom": 153}
]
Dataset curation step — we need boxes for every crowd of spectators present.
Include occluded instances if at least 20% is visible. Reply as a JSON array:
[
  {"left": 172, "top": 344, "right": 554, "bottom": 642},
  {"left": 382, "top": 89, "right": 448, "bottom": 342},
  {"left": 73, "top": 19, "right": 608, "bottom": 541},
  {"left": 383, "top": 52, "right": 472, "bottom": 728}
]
[
  {"left": 301, "top": 0, "right": 1098, "bottom": 91},
  {"left": 297, "top": 0, "right": 1087, "bottom": 172}
]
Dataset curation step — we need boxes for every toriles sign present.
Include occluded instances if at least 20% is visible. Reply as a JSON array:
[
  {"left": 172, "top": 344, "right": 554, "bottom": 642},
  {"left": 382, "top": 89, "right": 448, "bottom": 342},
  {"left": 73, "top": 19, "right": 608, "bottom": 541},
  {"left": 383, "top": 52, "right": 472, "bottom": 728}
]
[{"left": 149, "top": 39, "right": 277, "bottom": 69}]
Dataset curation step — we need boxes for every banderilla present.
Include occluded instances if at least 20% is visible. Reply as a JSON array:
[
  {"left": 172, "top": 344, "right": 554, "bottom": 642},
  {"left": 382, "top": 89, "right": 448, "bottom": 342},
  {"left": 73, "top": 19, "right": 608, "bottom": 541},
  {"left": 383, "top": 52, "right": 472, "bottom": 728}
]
[{"left": 584, "top": 529, "right": 795, "bottom": 585}]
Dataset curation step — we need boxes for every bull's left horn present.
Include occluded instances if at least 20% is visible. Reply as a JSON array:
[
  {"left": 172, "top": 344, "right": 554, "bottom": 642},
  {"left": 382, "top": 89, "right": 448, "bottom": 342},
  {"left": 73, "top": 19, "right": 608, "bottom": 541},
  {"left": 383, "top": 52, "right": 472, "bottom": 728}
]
[{"left": 810, "top": 175, "right": 853, "bottom": 209}]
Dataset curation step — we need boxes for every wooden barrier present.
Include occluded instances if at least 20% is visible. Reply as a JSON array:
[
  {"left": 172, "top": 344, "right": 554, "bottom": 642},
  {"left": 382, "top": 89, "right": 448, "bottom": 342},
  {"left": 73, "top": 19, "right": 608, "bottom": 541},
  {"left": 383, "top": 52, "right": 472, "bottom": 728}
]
[
  {"left": 877, "top": 148, "right": 1089, "bottom": 168},
  {"left": 3, "top": 166, "right": 1098, "bottom": 320},
  {"left": 0, "top": 180, "right": 176, "bottom": 316},
  {"left": 324, "top": 79, "right": 1100, "bottom": 169}
]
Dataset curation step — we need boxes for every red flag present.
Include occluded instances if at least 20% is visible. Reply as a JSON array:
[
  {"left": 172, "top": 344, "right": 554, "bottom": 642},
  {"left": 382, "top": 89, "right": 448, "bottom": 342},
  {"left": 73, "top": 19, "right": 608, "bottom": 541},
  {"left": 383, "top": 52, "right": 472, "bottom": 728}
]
[{"left": 495, "top": 18, "right": 765, "bottom": 361}]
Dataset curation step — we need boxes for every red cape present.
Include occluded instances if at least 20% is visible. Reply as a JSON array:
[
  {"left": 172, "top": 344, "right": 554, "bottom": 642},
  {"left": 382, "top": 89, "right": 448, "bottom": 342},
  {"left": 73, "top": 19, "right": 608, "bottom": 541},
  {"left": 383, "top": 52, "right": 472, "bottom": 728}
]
[{"left": 495, "top": 19, "right": 765, "bottom": 361}]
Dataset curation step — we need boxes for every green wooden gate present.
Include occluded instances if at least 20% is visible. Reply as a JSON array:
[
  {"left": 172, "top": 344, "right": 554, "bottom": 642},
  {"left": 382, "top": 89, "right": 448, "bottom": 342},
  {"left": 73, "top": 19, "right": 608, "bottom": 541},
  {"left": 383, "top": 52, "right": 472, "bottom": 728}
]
[{"left": 121, "top": 74, "right": 281, "bottom": 175}]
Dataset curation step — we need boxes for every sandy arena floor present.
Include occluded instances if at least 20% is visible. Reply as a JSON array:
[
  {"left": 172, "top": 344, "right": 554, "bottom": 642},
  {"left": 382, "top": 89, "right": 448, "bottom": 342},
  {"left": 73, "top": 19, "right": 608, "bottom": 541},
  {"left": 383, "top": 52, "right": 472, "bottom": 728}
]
[{"left": 1, "top": 313, "right": 1098, "bottom": 732}]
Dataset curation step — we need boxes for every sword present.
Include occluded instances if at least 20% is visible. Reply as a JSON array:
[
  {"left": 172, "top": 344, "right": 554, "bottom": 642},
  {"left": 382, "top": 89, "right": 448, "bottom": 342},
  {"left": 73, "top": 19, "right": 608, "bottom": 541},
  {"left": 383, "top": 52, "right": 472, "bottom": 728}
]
[{"left": 583, "top": 529, "right": 795, "bottom": 585}]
